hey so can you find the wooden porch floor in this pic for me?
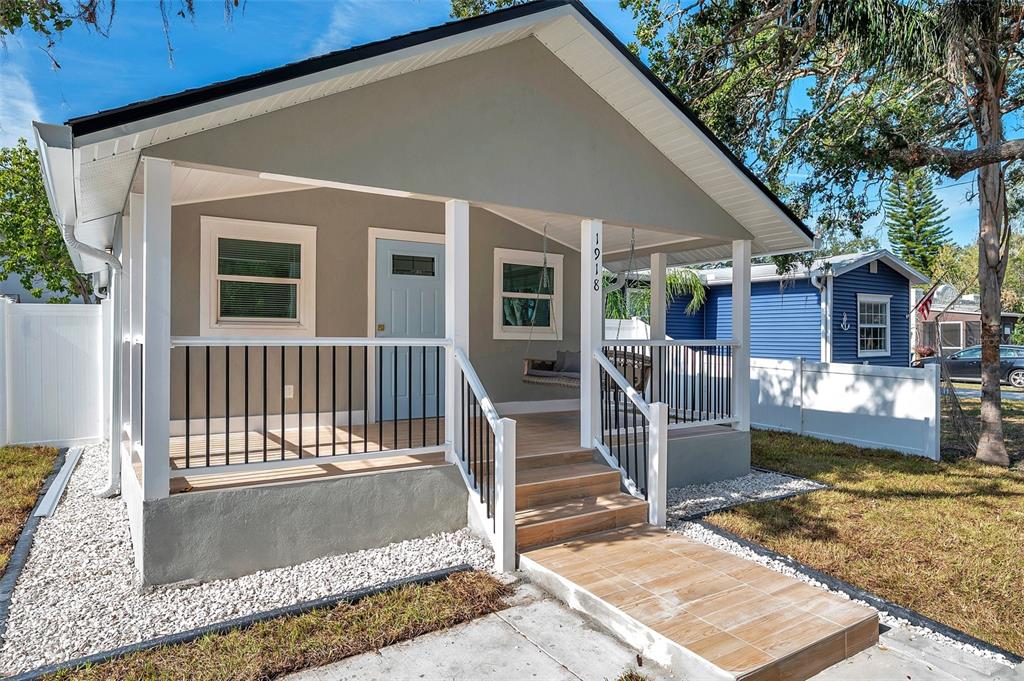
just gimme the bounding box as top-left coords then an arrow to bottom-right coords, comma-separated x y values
522,525 -> 878,681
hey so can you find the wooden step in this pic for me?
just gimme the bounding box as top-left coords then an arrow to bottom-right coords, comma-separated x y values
517,448 -> 593,470
516,462 -> 621,511
515,493 -> 649,551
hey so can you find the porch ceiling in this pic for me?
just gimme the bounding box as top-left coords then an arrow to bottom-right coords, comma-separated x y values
38,0 -> 812,275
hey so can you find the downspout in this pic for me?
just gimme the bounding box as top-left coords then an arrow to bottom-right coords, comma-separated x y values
811,272 -> 830,362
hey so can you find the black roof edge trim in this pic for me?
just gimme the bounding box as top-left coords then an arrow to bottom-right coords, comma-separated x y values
67,0 -> 812,241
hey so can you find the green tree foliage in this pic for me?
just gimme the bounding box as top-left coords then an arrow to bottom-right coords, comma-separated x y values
932,239 -> 1024,314
884,170 -> 951,278
814,232 -> 881,258
0,140 -> 92,303
0,0 -> 238,66
605,269 -> 706,321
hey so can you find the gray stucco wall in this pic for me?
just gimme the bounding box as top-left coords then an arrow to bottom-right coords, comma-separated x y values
141,464 -> 468,585
665,429 -> 751,488
150,37 -> 749,241
169,187 -> 580,414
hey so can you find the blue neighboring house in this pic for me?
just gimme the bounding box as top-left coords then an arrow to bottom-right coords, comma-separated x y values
666,251 -> 929,366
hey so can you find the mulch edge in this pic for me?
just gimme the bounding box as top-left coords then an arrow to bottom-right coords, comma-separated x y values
687,518 -> 1024,665
3,564 -> 474,681
0,448 -> 68,646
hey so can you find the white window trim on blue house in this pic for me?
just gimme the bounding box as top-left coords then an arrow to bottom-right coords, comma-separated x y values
856,293 -> 891,358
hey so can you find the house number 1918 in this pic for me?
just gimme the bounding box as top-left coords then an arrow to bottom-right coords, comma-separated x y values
592,234 -> 602,292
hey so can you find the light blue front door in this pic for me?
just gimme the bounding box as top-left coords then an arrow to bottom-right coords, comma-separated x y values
375,238 -> 445,421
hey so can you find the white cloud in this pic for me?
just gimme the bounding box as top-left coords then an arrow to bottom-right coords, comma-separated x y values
311,0 -> 445,56
0,64 -> 42,147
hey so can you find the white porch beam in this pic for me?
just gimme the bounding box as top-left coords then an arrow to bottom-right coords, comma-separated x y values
142,158 -> 172,500
731,239 -> 752,432
580,219 -> 603,448
445,199 -> 470,462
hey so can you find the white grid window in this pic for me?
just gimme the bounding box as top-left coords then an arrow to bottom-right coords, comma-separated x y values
200,216 -> 317,337
857,294 -> 890,357
493,248 -> 563,340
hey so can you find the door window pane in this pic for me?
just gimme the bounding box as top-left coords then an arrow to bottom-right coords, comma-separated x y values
392,254 -> 435,277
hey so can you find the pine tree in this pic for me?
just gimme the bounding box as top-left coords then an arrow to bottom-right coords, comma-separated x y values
884,170 -> 952,278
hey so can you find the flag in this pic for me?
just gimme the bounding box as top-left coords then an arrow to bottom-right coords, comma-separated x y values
915,283 -> 939,321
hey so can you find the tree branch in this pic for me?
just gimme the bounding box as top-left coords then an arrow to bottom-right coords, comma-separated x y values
891,139 -> 1024,178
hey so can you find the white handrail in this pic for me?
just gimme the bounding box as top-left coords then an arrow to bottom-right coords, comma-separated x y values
453,348 -> 502,432
594,350 -> 652,420
170,336 -> 451,348
601,338 -> 738,347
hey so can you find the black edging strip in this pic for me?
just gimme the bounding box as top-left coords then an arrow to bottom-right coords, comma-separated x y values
0,448 -> 69,646
688,519 -> 1024,665
5,564 -> 473,681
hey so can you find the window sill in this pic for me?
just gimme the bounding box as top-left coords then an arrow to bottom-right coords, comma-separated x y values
494,329 -> 560,342
857,350 -> 891,358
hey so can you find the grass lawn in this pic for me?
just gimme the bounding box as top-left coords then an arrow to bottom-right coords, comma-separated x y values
50,571 -> 509,680
0,446 -> 58,574
707,403 -> 1024,655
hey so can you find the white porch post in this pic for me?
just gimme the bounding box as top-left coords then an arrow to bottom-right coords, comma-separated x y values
128,193 -> 144,457
647,401 -> 668,526
444,199 -> 469,462
580,219 -> 603,448
731,239 -> 752,431
649,252 -> 667,402
494,417 -> 517,571
141,158 -> 172,500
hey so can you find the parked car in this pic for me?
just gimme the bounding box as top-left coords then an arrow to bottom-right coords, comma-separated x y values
912,345 -> 1024,387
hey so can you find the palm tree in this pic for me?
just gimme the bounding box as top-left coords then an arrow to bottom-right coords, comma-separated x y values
605,268 -> 706,322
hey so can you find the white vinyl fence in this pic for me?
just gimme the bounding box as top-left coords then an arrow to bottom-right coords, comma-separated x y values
751,357 -> 942,460
605,317 -> 651,340
0,300 -> 106,447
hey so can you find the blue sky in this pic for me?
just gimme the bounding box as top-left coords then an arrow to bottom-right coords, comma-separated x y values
0,0 -> 980,246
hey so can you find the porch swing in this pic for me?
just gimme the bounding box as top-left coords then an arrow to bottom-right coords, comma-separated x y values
520,225 -> 651,392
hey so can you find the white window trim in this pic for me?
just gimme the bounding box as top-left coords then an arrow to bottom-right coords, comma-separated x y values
856,293 -> 891,358
493,248 -> 563,341
939,320 -> 964,351
199,216 -> 317,337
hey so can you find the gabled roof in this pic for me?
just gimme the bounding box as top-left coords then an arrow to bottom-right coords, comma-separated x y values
36,0 -> 813,274
694,250 -> 929,287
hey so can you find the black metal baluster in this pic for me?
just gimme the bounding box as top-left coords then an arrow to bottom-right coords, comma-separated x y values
205,346 -> 210,467
421,346 -> 426,448
392,346 -> 398,449
280,346 -> 286,460
299,345 -> 304,457
407,345 -> 413,448
435,348 -> 441,445
262,346 -> 267,462
244,346 -> 249,464
225,345 -> 230,466
362,346 -> 368,454
315,345 -> 321,457
377,346 -> 383,451
185,346 -> 191,469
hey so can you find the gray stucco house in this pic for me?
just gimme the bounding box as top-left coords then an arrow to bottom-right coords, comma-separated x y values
34,0 -> 813,588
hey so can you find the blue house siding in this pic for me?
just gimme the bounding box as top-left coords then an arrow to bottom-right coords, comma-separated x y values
830,262 -> 911,366
666,279 -> 821,361
666,293 -> 705,339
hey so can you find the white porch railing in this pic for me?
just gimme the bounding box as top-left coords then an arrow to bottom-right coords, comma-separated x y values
602,339 -> 739,430
165,336 -> 449,476
593,349 -> 668,526
452,348 -> 516,572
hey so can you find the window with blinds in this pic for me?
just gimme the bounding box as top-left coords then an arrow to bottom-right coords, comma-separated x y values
217,238 -> 301,320
857,294 -> 891,357
200,216 -> 317,336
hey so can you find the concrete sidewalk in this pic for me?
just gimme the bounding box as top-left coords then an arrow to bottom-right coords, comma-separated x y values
289,580 -> 1018,681
288,582 -> 677,681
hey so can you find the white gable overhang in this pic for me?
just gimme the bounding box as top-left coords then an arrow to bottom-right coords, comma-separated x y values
35,0 -> 812,274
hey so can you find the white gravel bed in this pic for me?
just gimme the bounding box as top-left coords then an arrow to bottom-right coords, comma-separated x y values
0,442 -> 493,675
666,469 -> 825,520
670,520 -> 1016,667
